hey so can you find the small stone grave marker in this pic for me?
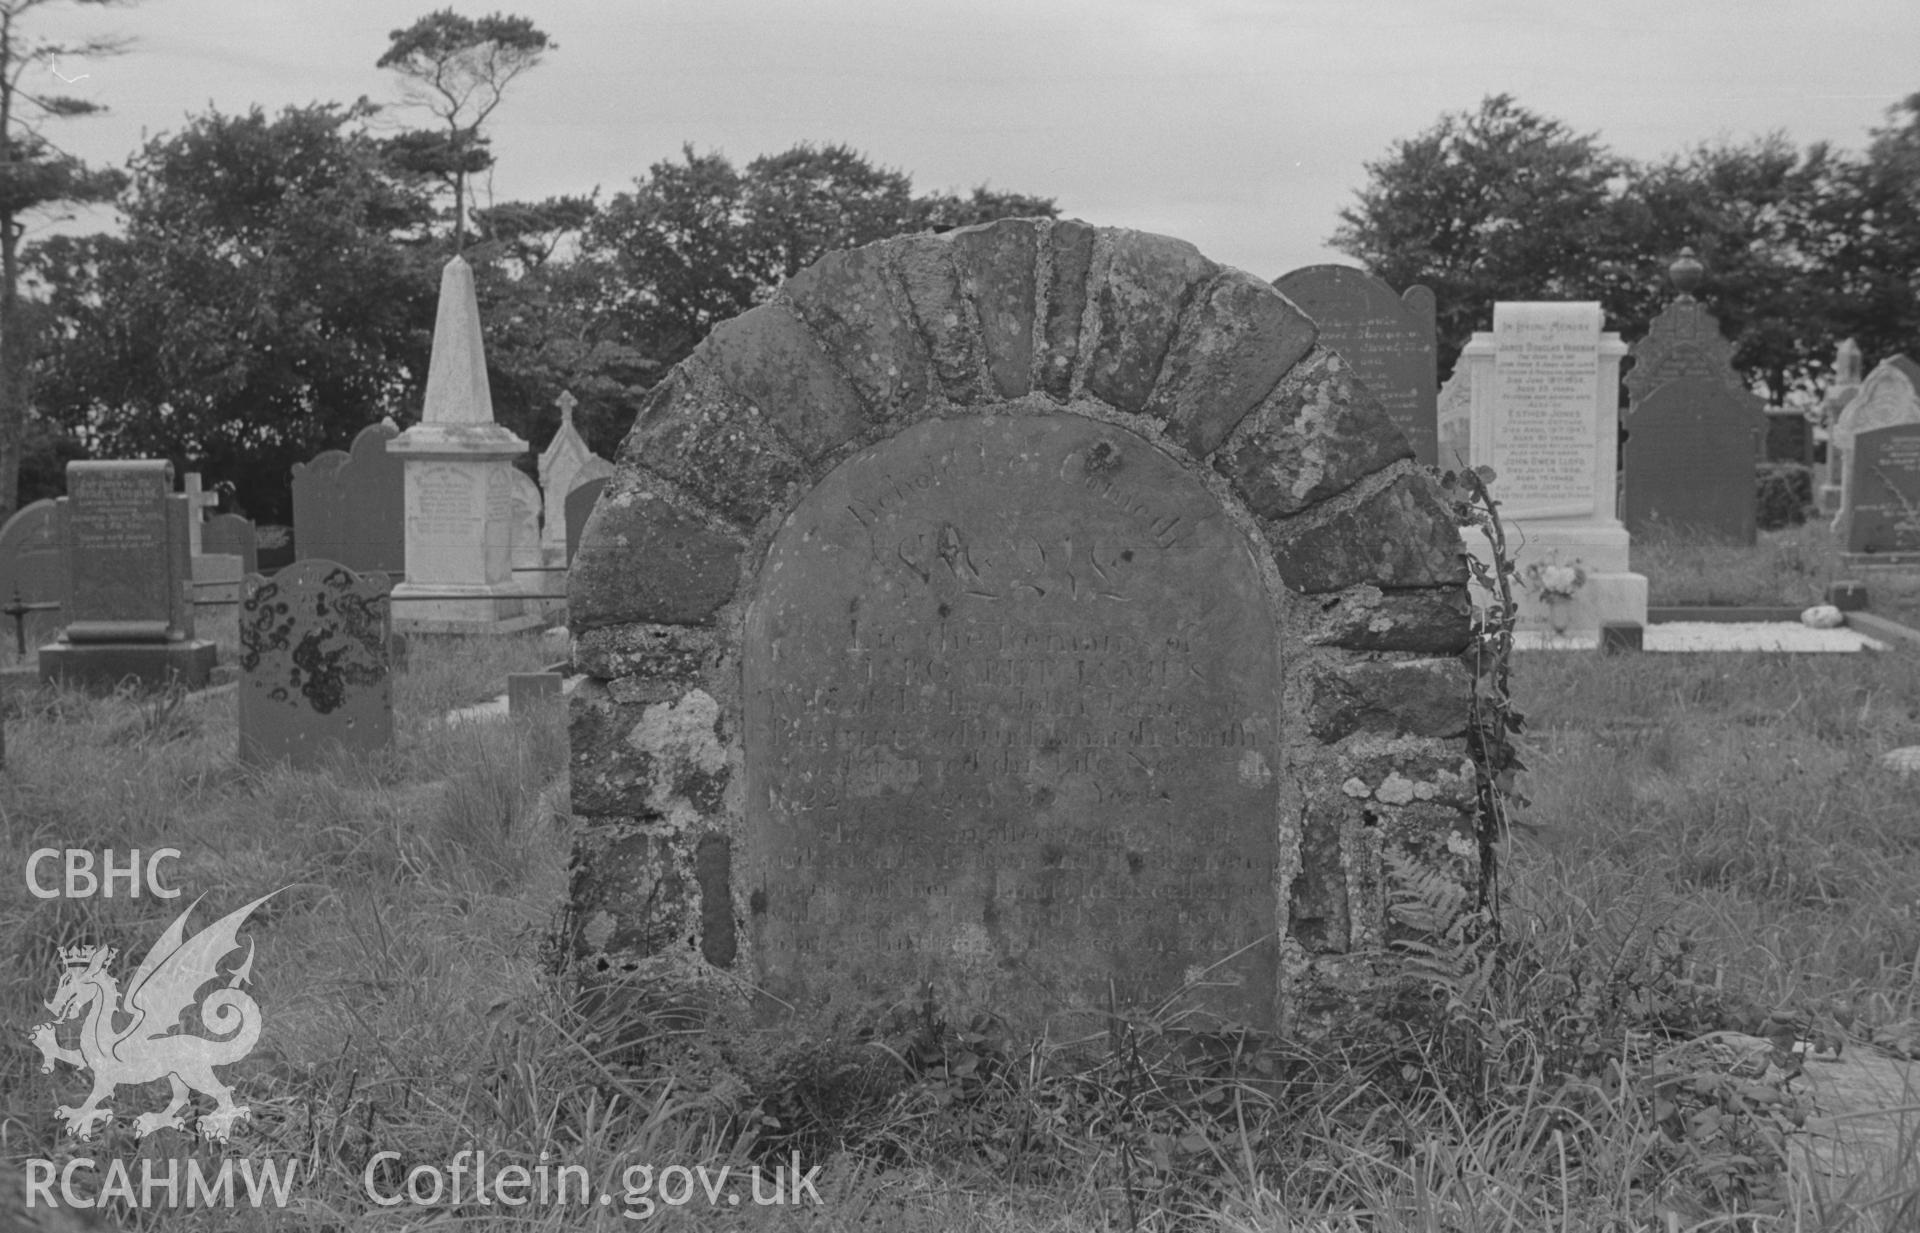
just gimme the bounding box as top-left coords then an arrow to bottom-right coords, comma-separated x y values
203,513 -> 260,575
564,475 -> 609,566
1843,424 -> 1920,555
238,559 -> 394,767
0,499 -> 69,653
1274,265 -> 1437,465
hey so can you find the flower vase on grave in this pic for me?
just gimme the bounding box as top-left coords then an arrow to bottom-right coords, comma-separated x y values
1547,595 -> 1573,635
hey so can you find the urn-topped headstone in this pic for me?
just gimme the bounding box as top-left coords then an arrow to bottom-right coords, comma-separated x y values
1622,249 -> 1764,544
387,257 -> 542,634
567,219 -> 1487,1041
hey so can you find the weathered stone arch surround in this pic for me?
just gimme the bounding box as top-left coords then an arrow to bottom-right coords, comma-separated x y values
567,218 -> 1479,1034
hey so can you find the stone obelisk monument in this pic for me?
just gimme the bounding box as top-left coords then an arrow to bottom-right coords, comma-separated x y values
387,256 -> 543,633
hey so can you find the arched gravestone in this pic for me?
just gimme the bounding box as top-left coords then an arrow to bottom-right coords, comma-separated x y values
0,499 -> 69,650
1273,265 -> 1437,467
568,220 -> 1479,1037
291,421 -> 406,576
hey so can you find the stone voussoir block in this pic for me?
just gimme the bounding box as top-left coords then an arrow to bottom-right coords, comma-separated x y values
571,694 -> 670,818
891,233 -> 992,403
1268,467 -> 1468,595
698,301 -> 869,462
569,477 -> 745,631
573,622 -> 725,689
780,241 -> 936,423
1214,346 -> 1415,520
1302,584 -> 1475,653
621,360 -> 810,530
1151,268 -> 1318,459
944,217 -> 1039,398
1302,656 -> 1474,743
1082,230 -> 1218,414
1036,219 -> 1096,400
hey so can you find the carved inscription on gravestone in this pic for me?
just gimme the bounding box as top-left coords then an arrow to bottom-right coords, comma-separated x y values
1490,303 -> 1603,517
1275,266 -> 1437,466
743,414 -> 1282,1027
411,466 -> 476,540
1846,424 -> 1920,554
66,461 -> 174,633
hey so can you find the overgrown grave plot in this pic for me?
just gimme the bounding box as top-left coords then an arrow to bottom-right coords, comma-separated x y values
1,634 -> 570,1207
1505,644 -> 1920,1197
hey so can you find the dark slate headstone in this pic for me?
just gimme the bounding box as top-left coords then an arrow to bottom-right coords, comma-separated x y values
0,499 -> 69,650
238,559 -> 394,767
1274,265 -> 1437,465
1764,410 -> 1812,466
1623,376 -> 1762,543
59,461 -> 191,642
39,461 -> 216,689
564,476 -> 610,566
291,421 -> 405,576
742,414 -> 1282,1026
203,512 -> 260,574
1844,424 -> 1920,555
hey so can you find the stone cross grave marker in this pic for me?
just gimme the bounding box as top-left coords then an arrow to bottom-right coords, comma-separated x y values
1274,265 -> 1437,465
1843,423 -> 1920,556
238,559 -> 394,767
183,472 -> 220,555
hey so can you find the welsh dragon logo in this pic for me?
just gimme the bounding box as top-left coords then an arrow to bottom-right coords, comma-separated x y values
30,892 -> 275,1142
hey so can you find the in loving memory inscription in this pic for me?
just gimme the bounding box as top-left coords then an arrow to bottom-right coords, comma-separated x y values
69,464 -> 170,622
744,414 -> 1282,1024
1492,303 -> 1602,514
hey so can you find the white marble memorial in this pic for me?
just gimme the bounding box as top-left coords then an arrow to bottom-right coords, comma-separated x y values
387,257 -> 543,634
537,390 -> 614,565
1464,302 -> 1646,636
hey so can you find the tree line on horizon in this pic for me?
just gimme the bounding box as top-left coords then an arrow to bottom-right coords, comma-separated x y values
1,4 -> 1914,525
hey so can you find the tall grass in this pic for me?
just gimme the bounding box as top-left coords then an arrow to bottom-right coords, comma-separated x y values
6,584 -> 1920,1228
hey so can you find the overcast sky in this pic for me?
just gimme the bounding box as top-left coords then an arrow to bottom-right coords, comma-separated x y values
25,0 -> 1920,281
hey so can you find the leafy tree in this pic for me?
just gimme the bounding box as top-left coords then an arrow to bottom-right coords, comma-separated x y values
30,101 -> 439,522
585,142 -> 1059,375
1820,93 -> 1920,370
0,0 -> 128,516
1331,95 -> 1627,375
1604,136 -> 1846,404
376,9 -> 552,249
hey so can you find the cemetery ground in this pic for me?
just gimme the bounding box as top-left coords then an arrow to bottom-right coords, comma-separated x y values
5,529 -> 1920,1231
